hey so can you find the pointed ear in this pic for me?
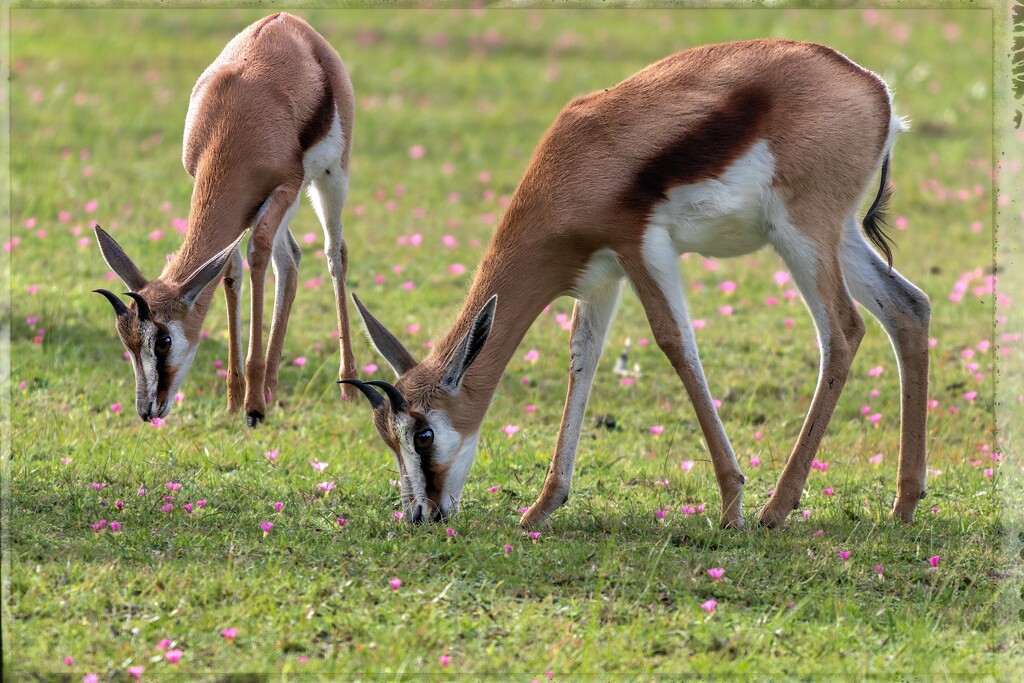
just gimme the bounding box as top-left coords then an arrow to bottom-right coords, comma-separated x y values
179,231 -> 247,307
439,295 -> 496,394
94,225 -> 149,292
352,293 -> 418,377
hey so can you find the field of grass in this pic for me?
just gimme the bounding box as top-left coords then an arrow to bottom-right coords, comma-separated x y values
4,6 -> 1019,680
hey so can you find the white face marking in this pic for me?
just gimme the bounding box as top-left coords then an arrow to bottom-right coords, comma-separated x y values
128,319 -> 197,420
427,411 -> 479,516
648,140 -> 776,259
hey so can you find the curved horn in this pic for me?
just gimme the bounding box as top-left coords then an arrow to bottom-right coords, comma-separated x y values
93,289 -> 128,317
338,379 -> 384,410
365,380 -> 408,413
124,292 -> 152,321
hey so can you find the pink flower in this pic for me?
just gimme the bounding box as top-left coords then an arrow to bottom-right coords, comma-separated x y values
164,649 -> 183,664
160,503 -> 173,513
317,482 -> 335,494
409,145 -> 425,159
504,544 -> 513,555
128,665 -> 144,679
260,521 -> 274,534
293,356 -> 307,367
221,628 -> 238,641
750,456 -> 761,468
707,567 -> 725,581
868,365 -> 884,377
446,528 -> 456,538
110,522 -> 121,532
701,599 -> 717,614
963,391 -> 978,402
649,425 -> 664,436
720,280 -> 737,294
64,657 -> 74,666
337,518 -> 347,527
503,424 -> 520,437
389,578 -> 402,591
928,555 -> 940,568
91,482 -> 105,491
311,460 -> 329,473
156,638 -> 172,651
439,655 -> 451,667
718,305 -> 733,316
110,403 -> 121,414
392,511 -> 405,521
680,460 -> 695,473
182,503 -> 193,514
523,349 -> 540,362
196,500 -> 206,508
273,502 -> 284,513
837,550 -> 851,562
402,281 -> 415,292
654,508 -> 667,521
448,263 -> 466,275
265,450 -> 279,462
874,565 -> 884,576
84,675 -> 98,683
150,417 -> 165,428
812,529 -> 824,538
822,487 -> 835,496
773,271 -> 790,286
869,453 -> 884,464
166,481 -> 182,492
529,532 -> 541,542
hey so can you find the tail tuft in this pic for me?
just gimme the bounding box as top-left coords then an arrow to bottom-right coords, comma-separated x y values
863,154 -> 896,270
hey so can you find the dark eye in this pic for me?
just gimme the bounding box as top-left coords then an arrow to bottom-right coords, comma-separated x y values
154,336 -> 172,355
413,429 -> 434,453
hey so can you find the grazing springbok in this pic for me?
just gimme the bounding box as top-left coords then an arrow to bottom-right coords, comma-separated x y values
94,13 -> 358,426
343,39 -> 931,529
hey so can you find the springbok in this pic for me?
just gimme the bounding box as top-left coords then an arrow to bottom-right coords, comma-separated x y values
343,39 -> 931,529
94,13 -> 358,427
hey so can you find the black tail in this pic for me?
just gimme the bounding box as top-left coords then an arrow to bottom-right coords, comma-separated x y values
862,154 -> 896,270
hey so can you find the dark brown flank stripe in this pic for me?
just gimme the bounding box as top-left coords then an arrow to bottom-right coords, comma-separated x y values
299,77 -> 336,151
620,85 -> 773,216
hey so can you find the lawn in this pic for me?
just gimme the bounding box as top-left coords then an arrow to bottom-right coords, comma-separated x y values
3,5 -> 1020,680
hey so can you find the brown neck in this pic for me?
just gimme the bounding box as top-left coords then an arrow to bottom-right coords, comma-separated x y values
426,199 -> 585,432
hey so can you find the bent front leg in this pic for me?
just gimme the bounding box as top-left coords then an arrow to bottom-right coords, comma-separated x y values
520,279 -> 622,528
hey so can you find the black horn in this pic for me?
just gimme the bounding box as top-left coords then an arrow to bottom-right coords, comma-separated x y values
124,292 -> 152,321
365,380 -> 408,413
338,379 -> 385,410
93,289 -> 128,317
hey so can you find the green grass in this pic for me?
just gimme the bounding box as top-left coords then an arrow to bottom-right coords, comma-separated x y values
4,6 -> 1017,680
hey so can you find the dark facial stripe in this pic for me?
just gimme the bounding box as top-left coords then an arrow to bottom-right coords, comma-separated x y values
620,85 -> 773,215
299,78 -> 336,151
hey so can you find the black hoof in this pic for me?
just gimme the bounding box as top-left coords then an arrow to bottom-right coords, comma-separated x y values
246,411 -> 265,428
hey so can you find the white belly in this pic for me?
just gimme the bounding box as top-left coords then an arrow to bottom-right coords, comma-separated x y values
647,140 -> 777,259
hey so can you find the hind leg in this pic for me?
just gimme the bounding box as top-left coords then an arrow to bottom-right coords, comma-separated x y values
222,244 -> 245,412
263,223 -> 303,407
840,215 -> 931,522
758,218 -> 866,528
308,165 -> 357,399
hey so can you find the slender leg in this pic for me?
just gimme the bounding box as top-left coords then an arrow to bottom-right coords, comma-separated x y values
623,229 -> 746,529
222,245 -> 245,412
520,278 -> 623,528
263,223 -> 302,407
244,185 -> 300,427
308,166 -> 357,399
758,225 -> 865,527
839,216 -> 931,522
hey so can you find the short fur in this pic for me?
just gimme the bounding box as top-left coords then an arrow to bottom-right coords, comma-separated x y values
352,39 -> 930,529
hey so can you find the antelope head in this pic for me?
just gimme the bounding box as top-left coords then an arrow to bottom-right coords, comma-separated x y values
93,226 -> 244,422
344,293 -> 496,523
